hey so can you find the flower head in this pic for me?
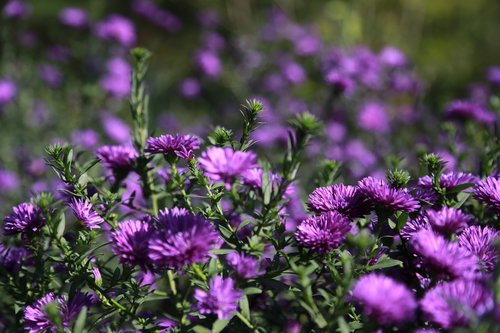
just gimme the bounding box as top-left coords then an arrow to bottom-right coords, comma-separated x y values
95,15 -> 136,47
420,280 -> 494,329
100,57 -> 131,98
58,7 -> 88,28
226,252 -> 264,279
445,100 -> 495,124
350,273 -> 417,325
458,226 -> 498,272
296,211 -> 352,253
96,145 -> 137,175
148,208 -> 221,269
307,184 -> 370,218
0,244 -> 31,271
198,147 -> 257,189
0,79 -> 17,106
400,215 -> 431,241
473,176 -> 500,213
111,219 -> 153,269
194,276 -> 243,319
358,101 -> 390,134
426,207 -> 469,234
241,168 -> 295,198
4,202 -> 45,236
68,198 -> 104,229
418,172 -> 477,191
357,177 -> 420,212
410,230 -> 478,279
145,134 -> 200,159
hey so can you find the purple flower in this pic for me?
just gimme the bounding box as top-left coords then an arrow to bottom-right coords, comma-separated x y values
325,70 -> 355,95
198,147 -> 258,189
379,46 -> 407,68
100,57 -> 131,98
241,168 -> 295,198
307,184 -> 370,219
3,0 -> 31,19
39,64 -> 63,88
148,208 -> 221,270
486,66 -> 500,85
358,101 -> 390,134
68,198 -> 104,229
473,176 -> 500,213
426,207 -> 469,234
458,226 -> 498,272
59,7 -> 88,28
420,280 -> 494,329
357,177 -> 420,212
157,318 -> 177,332
350,273 -> 417,325
95,15 -> 136,47
4,202 -> 45,236
296,211 -> 352,253
0,168 -> 19,191
445,100 -> 495,125
111,219 -> 153,269
145,134 -> 200,159
400,215 -> 431,241
71,129 -> 99,150
226,252 -> 264,279
196,50 -> 222,78
132,0 -> 182,32
418,172 -> 477,191
194,276 -> 243,320
0,79 -> 17,106
0,244 -> 31,271
410,230 -> 478,279
96,145 -> 137,175
101,112 -> 131,144
179,77 -> 201,99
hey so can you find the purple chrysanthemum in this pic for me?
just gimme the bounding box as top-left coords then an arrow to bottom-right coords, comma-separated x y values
307,184 -> 370,218
241,168 -> 295,198
111,219 -> 153,269
226,252 -> 264,279
0,244 -> 31,271
444,100 -> 495,124
194,276 -> 243,320
68,198 -> 104,229
400,215 -> 431,241
418,172 -> 477,192
296,211 -> 352,253
145,134 -> 200,159
458,226 -> 498,272
96,145 -> 137,175
350,273 -> 417,325
94,15 -> 136,47
148,208 -> 221,270
100,57 -> 131,98
420,280 -> 494,329
58,7 -> 88,28
24,292 -> 91,333
4,202 -> 45,236
426,207 -> 469,234
473,176 -> 500,213
198,147 -> 258,189
357,177 -> 420,212
410,230 -> 478,279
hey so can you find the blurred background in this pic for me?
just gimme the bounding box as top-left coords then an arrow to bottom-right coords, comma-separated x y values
0,0 -> 499,208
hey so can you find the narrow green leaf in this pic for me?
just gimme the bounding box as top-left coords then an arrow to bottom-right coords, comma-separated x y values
73,306 -> 87,333
212,319 -> 230,333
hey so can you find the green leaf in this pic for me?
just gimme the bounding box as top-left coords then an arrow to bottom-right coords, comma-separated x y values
209,249 -> 235,255
56,212 -> 66,237
212,319 -> 230,333
240,295 -> 250,320
73,306 -> 87,333
244,287 -> 262,295
337,317 -> 350,333
454,192 -> 471,209
367,256 -> 403,271
396,212 -> 408,231
192,325 -> 211,333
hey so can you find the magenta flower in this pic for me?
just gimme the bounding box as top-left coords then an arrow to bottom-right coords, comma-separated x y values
410,230 -> 478,279
307,184 -> 370,218
145,134 -> 200,159
418,172 -> 477,191
68,198 -> 104,229
0,79 -> 17,106
58,7 -> 88,28
445,100 -> 495,125
95,15 -> 136,47
226,252 -> 264,279
0,244 -> 31,272
350,273 -> 417,325
198,147 -> 257,189
4,202 -> 45,236
458,226 -> 498,272
357,177 -> 420,212
196,50 -> 222,78
148,208 -> 221,270
425,207 -> 469,234
296,211 -> 352,253
96,145 -> 137,175
100,57 -> 131,98
194,276 -> 243,319
111,219 -> 153,269
420,280 -> 494,329
357,101 -> 390,134
473,176 -> 500,213
400,215 -> 431,241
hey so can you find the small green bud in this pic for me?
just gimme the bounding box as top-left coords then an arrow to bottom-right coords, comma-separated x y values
386,168 -> 411,188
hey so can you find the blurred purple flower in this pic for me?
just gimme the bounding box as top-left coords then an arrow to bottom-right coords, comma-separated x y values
59,7 -> 88,28
194,276 -> 243,320
282,61 -> 306,85
132,0 -> 182,32
198,147 -> 257,189
145,134 -> 200,159
179,78 -> 201,99
357,176 -> 420,212
426,207 -> 469,234
458,225 -> 498,272
39,64 -> 63,88
71,129 -> 99,150
0,168 -> 19,191
4,202 -> 45,237
68,198 -> 104,229
0,79 -> 17,106
486,66 -> 500,85
0,244 -> 31,271
307,184 -> 370,219
350,273 -> 417,325
358,101 -> 390,133
445,100 -> 495,125
196,50 -> 222,78
100,57 -> 131,98
379,46 -> 407,68
410,230 -> 478,279
296,211 -> 351,253
420,280 -> 494,329
95,14 -> 136,47
149,208 -> 221,270
46,45 -> 71,63
473,176 -> 500,213
325,70 -> 355,95
111,219 -> 153,269
3,0 -> 31,19
101,112 -> 131,144
96,145 -> 137,175
226,252 -> 264,279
